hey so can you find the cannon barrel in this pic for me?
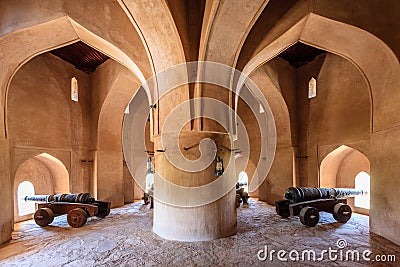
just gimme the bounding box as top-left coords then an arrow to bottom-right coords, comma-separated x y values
236,181 -> 247,187
24,195 -> 49,202
284,187 -> 367,203
25,193 -> 95,204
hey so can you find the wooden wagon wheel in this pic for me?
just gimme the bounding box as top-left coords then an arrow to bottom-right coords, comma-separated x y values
333,203 -> 352,223
34,208 -> 54,227
67,208 -> 88,228
299,206 -> 320,227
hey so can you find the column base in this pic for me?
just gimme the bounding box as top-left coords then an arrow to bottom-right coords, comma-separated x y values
153,189 -> 237,242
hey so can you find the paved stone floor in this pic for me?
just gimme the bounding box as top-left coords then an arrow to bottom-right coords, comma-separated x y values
0,199 -> 399,266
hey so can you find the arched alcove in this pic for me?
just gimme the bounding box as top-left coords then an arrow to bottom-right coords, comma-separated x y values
34,153 -> 70,193
234,153 -> 259,198
0,16 -> 150,232
242,13 -> 400,132
320,145 -> 370,215
13,153 -> 69,223
122,88 -> 153,204
1,16 -> 149,140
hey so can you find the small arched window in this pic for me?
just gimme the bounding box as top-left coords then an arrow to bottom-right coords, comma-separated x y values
17,181 -> 36,216
308,77 -> 317,99
71,77 -> 79,102
354,171 -> 370,209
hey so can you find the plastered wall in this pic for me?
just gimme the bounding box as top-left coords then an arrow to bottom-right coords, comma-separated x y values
295,53 -> 370,187
8,53 -> 91,195
6,52 -> 141,229
1,0 -> 400,246
89,60 -> 141,207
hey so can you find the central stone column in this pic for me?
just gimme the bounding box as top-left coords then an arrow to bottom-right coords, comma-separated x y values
152,131 -> 237,241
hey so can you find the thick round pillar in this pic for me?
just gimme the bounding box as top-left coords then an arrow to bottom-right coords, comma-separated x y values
152,131 -> 237,241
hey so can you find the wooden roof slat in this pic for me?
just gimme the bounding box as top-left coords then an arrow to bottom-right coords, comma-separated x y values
50,41 -> 109,74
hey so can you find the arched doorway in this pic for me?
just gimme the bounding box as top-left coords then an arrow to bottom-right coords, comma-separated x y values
13,153 -> 69,222
238,171 -> 249,193
320,145 -> 370,215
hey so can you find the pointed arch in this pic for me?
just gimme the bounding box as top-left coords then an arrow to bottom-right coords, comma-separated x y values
94,74 -> 142,204
34,153 -> 70,193
118,0 -> 187,102
320,145 -> 370,188
242,13 -> 400,132
13,153 -> 69,222
0,16 -> 150,138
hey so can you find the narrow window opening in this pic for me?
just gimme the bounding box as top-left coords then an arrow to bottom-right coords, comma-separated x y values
259,103 -> 265,113
354,171 -> 370,209
71,77 -> 79,102
238,171 -> 249,192
308,77 -> 317,98
17,181 -> 35,216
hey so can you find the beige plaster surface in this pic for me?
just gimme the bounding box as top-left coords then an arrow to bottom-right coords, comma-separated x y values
152,132 -> 236,241
370,126 -> 400,246
320,146 -> 354,188
261,58 -> 298,145
336,150 -> 370,216
248,66 -> 292,148
11,148 -> 72,193
0,137 -> 12,245
123,162 -> 135,204
236,87 -> 261,195
7,54 -> 88,150
122,88 -> 151,193
258,147 -> 294,204
198,0 -> 268,130
1,0 -> 400,248
1,200 -> 399,266
243,13 -> 400,132
119,0 -> 188,115
295,53 -> 370,187
7,53 -> 87,177
319,146 -> 370,215
201,0 -> 268,66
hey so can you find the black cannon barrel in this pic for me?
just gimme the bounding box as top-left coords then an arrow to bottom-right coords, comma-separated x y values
24,195 -> 49,202
284,187 -> 367,203
25,193 -> 95,203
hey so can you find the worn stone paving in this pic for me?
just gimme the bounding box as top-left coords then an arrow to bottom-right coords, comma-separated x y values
0,199 -> 399,266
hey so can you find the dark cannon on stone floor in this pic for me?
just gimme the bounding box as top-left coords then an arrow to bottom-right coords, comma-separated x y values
275,187 -> 367,227
25,193 -> 111,228
142,189 -> 154,209
236,182 -> 249,208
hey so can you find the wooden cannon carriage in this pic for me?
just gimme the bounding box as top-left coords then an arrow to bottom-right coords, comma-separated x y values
275,187 -> 367,227
25,193 -> 111,228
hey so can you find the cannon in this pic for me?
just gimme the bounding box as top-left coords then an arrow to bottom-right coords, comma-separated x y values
236,182 -> 249,208
275,187 -> 367,227
25,193 -> 111,228
142,189 -> 154,209
142,157 -> 154,209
